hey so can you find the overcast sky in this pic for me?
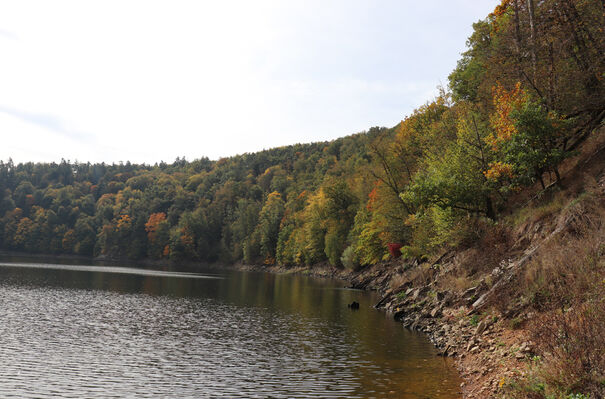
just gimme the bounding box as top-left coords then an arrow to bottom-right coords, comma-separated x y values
0,1 -> 499,164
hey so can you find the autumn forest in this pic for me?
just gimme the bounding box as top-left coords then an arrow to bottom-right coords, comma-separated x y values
1,0 -> 603,272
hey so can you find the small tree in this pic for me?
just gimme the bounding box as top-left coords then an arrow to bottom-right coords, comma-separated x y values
488,83 -> 572,189
403,104 -> 498,219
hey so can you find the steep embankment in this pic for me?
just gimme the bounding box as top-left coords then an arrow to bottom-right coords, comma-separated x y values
263,128 -> 605,399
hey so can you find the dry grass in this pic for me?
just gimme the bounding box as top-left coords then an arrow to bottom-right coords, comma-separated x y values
433,221 -> 512,295
509,191 -> 568,228
502,186 -> 605,398
503,298 -> 605,399
522,231 -> 603,311
532,300 -> 605,398
496,185 -> 604,308
407,263 -> 436,287
388,272 -> 407,291
437,273 -> 474,292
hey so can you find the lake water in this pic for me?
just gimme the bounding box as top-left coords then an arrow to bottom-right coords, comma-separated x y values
0,257 -> 461,398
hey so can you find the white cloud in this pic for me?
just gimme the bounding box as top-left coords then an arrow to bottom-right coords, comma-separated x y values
0,0 -> 499,164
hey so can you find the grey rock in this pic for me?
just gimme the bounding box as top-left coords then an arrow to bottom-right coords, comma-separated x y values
430,307 -> 442,318
475,320 -> 488,335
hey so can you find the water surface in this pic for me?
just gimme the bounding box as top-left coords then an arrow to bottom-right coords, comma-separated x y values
0,256 -> 461,398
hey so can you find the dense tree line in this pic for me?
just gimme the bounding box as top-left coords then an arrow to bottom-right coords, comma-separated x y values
1,0 -> 603,268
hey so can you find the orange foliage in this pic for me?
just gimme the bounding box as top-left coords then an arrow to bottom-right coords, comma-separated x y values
488,82 -> 527,150
484,161 -> 514,181
145,212 -> 167,242
266,191 -> 282,202
492,0 -> 513,17
366,181 -> 381,211
404,213 -> 417,226
180,228 -> 194,248
116,214 -> 131,231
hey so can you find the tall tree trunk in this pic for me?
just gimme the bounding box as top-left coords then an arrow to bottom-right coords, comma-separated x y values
556,0 -> 602,100
548,41 -> 555,109
513,0 -> 524,81
485,196 -> 496,220
526,0 -> 537,84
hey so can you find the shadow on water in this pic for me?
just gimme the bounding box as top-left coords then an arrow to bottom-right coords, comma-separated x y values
0,254 -> 461,398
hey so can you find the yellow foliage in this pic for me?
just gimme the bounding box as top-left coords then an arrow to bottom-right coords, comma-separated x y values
492,0 -> 513,17
116,214 -> 131,231
14,217 -> 34,247
266,191 -> 282,202
488,82 -> 527,150
62,229 -> 76,252
484,161 -> 514,181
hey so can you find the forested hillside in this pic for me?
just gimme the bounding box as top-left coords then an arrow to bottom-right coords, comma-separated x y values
1,0 -> 603,273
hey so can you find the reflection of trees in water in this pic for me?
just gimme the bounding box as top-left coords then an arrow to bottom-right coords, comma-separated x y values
0,261 -> 461,398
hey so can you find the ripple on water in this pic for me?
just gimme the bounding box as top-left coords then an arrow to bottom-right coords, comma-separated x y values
0,264 -> 461,399
0,285 -> 353,398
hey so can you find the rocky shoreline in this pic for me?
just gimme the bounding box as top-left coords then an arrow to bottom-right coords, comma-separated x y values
0,251 -> 530,398
242,260 -> 533,399
0,246 -> 587,398
301,132 -> 605,399
377,282 -> 532,398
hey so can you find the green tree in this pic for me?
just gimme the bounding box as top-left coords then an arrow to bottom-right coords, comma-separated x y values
256,192 -> 285,264
404,105 -> 498,219
487,83 -> 572,189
